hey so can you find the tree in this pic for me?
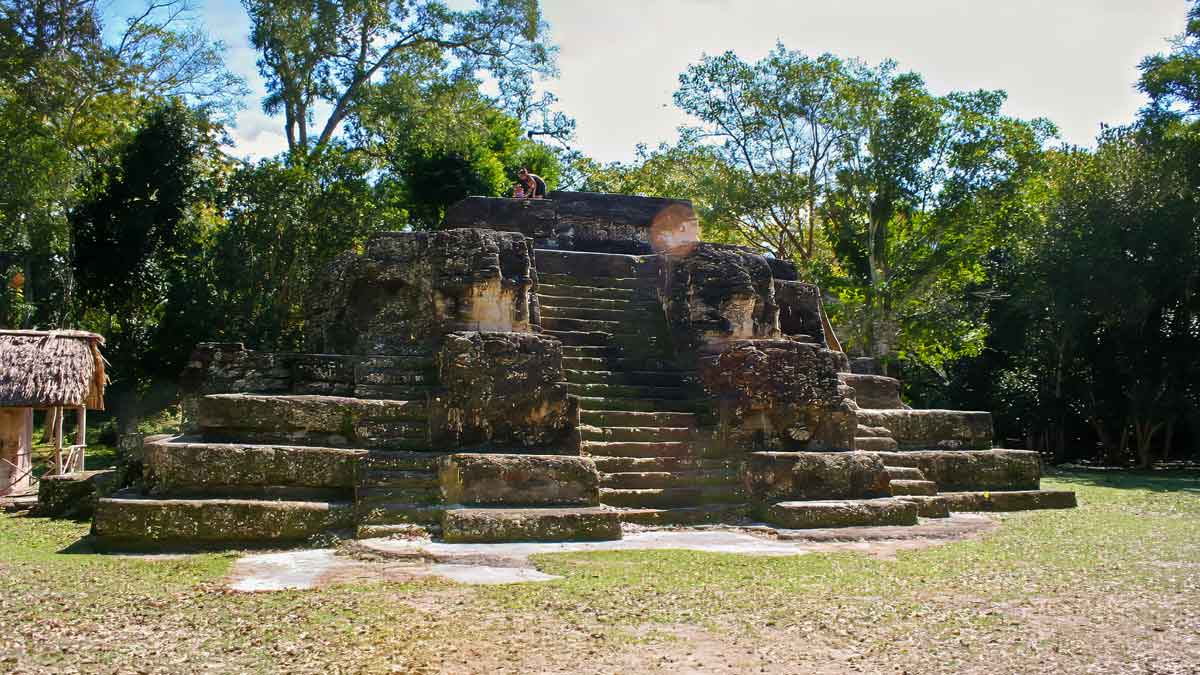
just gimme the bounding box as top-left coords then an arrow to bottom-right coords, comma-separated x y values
0,0 -> 245,327
245,0 -> 555,160
672,46 -> 864,262
355,71 -> 561,228
71,99 -> 227,427
821,72 -> 1054,373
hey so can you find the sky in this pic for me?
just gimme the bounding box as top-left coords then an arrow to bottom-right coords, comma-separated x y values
184,0 -> 1190,163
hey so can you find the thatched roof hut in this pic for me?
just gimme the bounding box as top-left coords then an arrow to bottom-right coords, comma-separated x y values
0,330 -> 107,410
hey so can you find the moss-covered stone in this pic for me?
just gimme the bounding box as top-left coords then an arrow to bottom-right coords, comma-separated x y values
143,438 -> 364,491
698,339 -> 855,452
939,490 -> 1077,512
856,409 -> 993,450
744,451 -> 891,503
36,470 -> 118,519
440,507 -> 622,542
431,331 -> 570,449
871,449 -> 1040,491
439,453 -> 599,506
198,394 -> 427,448
838,373 -> 905,409
765,498 -> 918,529
92,497 -> 355,543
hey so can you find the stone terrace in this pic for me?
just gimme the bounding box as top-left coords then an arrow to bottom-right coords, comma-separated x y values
91,192 -> 1075,548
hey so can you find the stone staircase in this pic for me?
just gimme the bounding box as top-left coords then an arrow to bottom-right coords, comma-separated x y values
94,354 -> 446,545
535,250 -> 747,524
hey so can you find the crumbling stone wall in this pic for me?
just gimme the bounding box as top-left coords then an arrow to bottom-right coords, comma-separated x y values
660,243 -> 781,355
698,339 -> 855,451
306,229 -> 538,355
431,331 -> 572,450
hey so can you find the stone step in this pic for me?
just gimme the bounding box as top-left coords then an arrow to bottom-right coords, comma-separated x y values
535,295 -> 644,311
838,373 -> 905,409
360,469 -> 439,490
590,456 -> 734,473
939,490 -> 1077,512
538,284 -> 639,301
440,507 -> 622,543
355,523 -> 435,539
583,440 -> 692,458
895,495 -> 950,518
574,396 -> 699,413
353,384 -> 432,401
567,383 -> 690,400
855,409 -> 993,450
92,496 -> 355,545
857,425 -> 894,437
580,410 -> 697,428
198,394 -> 430,450
533,249 -> 656,278
615,503 -> 751,526
855,436 -> 899,452
358,484 -> 441,505
889,479 -> 938,496
764,498 -> 919,529
540,273 -> 651,290
540,317 -> 625,333
542,329 -> 668,348
357,502 -> 446,526
362,450 -> 449,472
600,469 -> 736,489
565,370 -> 688,387
563,356 -> 681,372
352,365 -> 434,381
600,486 -> 744,508
540,305 -> 656,321
142,438 -> 365,491
580,425 -> 694,442
885,466 -> 927,481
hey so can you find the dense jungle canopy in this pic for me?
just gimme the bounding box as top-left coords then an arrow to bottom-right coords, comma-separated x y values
0,0 -> 1196,466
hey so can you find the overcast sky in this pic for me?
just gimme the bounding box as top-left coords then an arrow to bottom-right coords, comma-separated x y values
194,0 -> 1189,162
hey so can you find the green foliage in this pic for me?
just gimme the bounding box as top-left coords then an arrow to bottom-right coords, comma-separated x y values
212,147 -> 400,349
70,100 -> 227,426
245,0 -> 555,159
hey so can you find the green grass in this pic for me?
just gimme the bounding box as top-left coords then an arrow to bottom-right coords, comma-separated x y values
1,470 -> 1198,674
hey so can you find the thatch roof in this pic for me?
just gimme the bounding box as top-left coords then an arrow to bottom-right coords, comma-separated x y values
0,330 -> 107,409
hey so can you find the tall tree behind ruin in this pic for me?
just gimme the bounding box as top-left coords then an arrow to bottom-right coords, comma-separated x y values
244,0 -> 558,162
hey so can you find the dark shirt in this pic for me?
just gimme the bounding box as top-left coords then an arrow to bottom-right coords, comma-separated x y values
523,173 -> 547,197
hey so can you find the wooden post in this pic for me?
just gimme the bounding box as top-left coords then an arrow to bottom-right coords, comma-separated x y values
53,406 -> 64,475
76,406 -> 86,472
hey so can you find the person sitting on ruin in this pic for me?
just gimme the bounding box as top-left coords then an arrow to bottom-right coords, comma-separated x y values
512,182 -> 527,199
517,167 -> 547,199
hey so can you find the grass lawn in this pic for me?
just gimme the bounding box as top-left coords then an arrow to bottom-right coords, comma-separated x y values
1,470 -> 1197,674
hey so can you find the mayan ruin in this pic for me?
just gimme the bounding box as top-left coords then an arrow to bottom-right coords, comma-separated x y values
84,191 -> 1075,548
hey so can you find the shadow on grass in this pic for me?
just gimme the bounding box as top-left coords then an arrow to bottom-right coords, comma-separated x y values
1047,467 -> 1200,494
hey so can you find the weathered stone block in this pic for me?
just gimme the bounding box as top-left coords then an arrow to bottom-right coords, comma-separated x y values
699,339 -> 855,451
198,394 -> 427,449
855,409 -> 993,450
306,229 -> 537,355
661,243 -> 780,353
743,451 -> 891,502
871,449 -> 1040,491
36,470 -> 118,519
439,453 -> 599,506
441,507 -> 622,542
92,497 -> 354,543
774,280 -> 826,345
938,490 -> 1077,512
838,373 -> 905,409
143,438 -> 365,491
431,331 -> 570,449
765,498 -> 918,529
